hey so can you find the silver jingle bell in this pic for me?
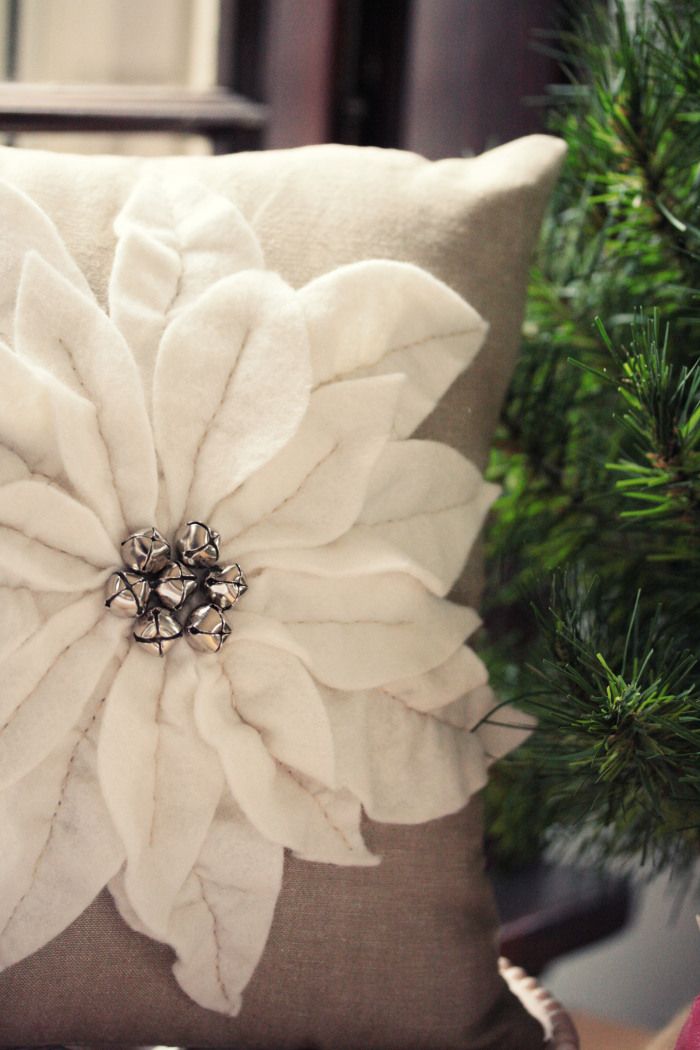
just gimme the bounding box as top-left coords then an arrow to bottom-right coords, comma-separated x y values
133,607 -> 183,657
104,570 -> 151,618
185,603 -> 232,653
203,562 -> 248,610
175,520 -> 220,568
154,560 -> 198,610
121,526 -> 171,574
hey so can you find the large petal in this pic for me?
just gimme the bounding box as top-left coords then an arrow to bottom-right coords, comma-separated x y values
0,342 -> 129,541
111,793 -> 284,1017
169,797 -> 283,1017
0,588 -> 41,663
0,594 -> 125,789
0,529 -> 108,594
195,663 -> 376,866
379,644 -> 489,713
241,568 -> 480,689
109,176 -> 264,402
153,271 -> 311,530
0,341 -> 63,480
98,644 -> 223,938
0,691 -> 124,969
0,447 -> 30,486
221,640 -> 335,786
298,260 -> 488,435
0,180 -> 90,342
0,341 -> 126,540
246,441 -> 499,597
213,375 -> 403,557
321,684 -> 490,824
356,440 -> 499,594
14,253 -> 158,531
0,479 -> 118,570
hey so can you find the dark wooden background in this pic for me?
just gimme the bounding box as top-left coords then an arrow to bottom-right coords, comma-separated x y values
0,0 -> 561,156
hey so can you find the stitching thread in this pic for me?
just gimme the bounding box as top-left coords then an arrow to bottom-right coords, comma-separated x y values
182,328 -> 250,516
58,337 -> 126,530
195,871 -> 235,1010
0,696 -> 105,940
0,612 -> 99,737
218,441 -> 340,544
315,325 -> 481,390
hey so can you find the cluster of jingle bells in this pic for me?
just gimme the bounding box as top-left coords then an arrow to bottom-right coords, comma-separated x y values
104,522 -> 247,657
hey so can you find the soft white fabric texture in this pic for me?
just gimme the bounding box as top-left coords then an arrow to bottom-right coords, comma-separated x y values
0,174 -> 530,1017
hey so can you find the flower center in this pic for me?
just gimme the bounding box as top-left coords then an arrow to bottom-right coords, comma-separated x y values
104,521 -> 247,657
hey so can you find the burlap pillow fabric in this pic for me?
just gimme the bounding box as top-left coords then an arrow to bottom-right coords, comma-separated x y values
0,135 -> 564,1049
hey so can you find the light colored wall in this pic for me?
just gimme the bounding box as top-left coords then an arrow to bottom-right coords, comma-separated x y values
8,0 -> 219,154
545,864 -> 700,1031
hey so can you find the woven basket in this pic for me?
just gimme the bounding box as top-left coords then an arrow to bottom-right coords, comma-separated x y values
499,957 -> 580,1049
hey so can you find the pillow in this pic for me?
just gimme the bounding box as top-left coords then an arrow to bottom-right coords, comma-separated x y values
0,135 -> 565,1050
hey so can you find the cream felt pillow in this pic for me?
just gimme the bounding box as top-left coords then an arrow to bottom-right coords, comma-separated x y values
0,136 -> 564,1050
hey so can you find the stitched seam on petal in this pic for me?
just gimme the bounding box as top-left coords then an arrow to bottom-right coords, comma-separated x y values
194,871 -> 235,1011
0,697 -> 103,940
161,192 -> 185,323
147,675 -> 168,849
361,499 -> 469,528
222,441 -> 340,543
285,617 -> 412,626
284,765 -> 357,852
315,325 -> 481,390
183,328 -> 250,516
0,523 -> 104,570
0,613 -> 97,736
58,338 -> 127,528
379,687 -> 467,729
223,669 -> 349,849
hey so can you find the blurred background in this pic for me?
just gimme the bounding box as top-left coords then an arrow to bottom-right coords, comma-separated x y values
0,0 -> 558,157
0,1 -> 698,1042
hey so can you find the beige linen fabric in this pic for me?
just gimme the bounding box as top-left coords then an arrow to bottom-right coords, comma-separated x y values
0,807 -> 544,1049
0,136 -> 564,1048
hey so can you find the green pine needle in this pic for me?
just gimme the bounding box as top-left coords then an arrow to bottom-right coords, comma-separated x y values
486,575 -> 700,875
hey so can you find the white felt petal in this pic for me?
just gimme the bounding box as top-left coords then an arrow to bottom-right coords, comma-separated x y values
0,341 -> 62,480
0,595 -> 125,790
298,260 -> 488,435
221,641 -> 335,786
154,271 -> 311,529
110,176 -> 264,402
358,440 -> 500,594
0,179 -> 90,341
455,683 -> 535,763
214,376 -> 402,556
14,253 -> 158,531
0,340 -> 125,538
381,644 -> 489,713
168,794 -> 283,1017
0,588 -> 40,663
108,793 -> 283,1019
0,528 -> 107,593
0,480 -> 118,568
242,569 -> 480,690
98,645 -> 223,938
321,685 -> 490,824
0,693 -> 124,969
0,447 -> 31,485
108,868 -> 154,939
195,664 -> 376,866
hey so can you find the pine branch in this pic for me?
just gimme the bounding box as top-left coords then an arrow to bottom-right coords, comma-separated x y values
488,573 -> 700,876
598,311 -> 700,546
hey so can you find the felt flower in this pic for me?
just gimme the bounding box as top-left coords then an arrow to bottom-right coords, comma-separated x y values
0,176 -> 529,1015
